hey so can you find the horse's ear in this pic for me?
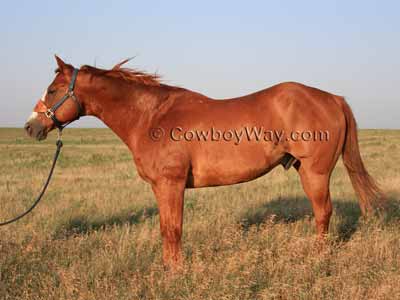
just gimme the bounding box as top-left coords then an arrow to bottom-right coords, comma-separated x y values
54,55 -> 67,70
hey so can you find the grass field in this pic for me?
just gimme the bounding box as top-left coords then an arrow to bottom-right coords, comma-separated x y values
0,128 -> 399,300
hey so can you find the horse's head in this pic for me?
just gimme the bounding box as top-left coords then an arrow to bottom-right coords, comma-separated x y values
25,56 -> 83,140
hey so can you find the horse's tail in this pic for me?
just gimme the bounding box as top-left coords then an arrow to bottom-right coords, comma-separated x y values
338,97 -> 385,214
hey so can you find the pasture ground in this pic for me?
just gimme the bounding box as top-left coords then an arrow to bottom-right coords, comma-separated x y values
0,128 -> 399,300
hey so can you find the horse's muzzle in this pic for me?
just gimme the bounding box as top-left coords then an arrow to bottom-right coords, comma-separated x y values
24,119 -> 47,141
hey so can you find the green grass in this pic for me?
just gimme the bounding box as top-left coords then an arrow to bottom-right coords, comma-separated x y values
0,128 -> 399,300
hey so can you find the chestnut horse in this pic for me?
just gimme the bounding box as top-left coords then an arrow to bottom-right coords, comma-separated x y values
25,56 -> 383,268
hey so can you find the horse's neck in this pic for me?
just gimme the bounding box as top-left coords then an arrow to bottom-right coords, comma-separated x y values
84,82 -> 165,146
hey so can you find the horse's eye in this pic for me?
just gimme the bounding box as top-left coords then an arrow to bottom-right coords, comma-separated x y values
47,89 -> 56,95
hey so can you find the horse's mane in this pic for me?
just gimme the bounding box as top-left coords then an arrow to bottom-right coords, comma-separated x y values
80,58 -> 161,86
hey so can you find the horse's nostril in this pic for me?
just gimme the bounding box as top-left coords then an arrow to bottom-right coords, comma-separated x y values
24,123 -> 32,134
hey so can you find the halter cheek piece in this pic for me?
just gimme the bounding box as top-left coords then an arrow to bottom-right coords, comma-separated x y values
35,68 -> 83,130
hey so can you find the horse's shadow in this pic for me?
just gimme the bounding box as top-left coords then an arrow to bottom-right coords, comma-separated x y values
53,206 -> 159,239
240,195 -> 400,241
54,194 -> 400,242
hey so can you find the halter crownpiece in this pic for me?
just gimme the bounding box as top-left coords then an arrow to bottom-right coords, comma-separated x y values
34,68 -> 83,130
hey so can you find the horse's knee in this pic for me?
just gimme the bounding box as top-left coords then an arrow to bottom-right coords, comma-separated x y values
160,225 -> 182,243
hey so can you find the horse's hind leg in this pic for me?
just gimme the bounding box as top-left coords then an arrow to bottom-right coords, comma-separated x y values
296,161 -> 333,236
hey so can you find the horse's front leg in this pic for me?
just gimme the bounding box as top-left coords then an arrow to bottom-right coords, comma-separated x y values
152,177 -> 186,269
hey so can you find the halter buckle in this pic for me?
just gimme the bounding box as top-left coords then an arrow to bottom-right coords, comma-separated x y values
45,110 -> 54,119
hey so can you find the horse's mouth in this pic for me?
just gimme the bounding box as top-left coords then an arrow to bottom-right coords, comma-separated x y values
36,129 -> 48,141
24,120 -> 48,141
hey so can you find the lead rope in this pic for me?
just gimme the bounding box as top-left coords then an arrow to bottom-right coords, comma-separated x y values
0,129 -> 63,226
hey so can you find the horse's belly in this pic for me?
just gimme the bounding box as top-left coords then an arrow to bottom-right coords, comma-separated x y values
188,146 -> 281,188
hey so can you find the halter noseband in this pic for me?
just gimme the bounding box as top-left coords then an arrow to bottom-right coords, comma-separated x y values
35,68 -> 83,130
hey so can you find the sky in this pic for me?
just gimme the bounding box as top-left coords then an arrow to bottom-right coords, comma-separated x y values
0,0 -> 399,129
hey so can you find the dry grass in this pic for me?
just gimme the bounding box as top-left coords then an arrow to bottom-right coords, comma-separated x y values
0,128 -> 399,300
